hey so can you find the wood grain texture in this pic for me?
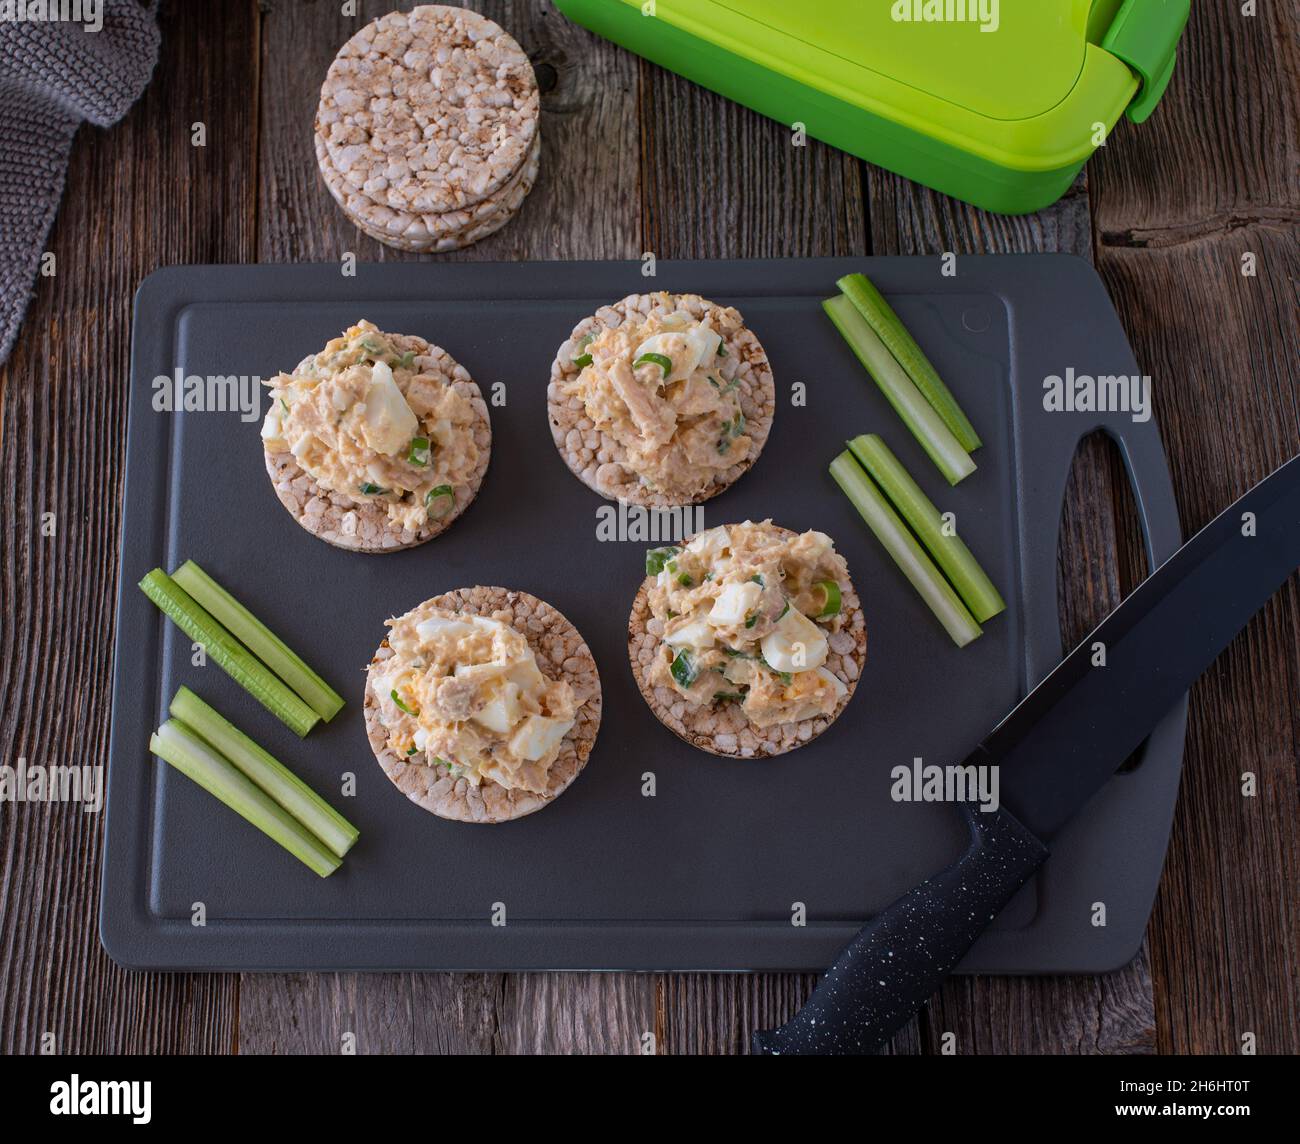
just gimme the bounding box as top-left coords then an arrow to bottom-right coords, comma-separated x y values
1094,238 -> 1300,1056
0,0 -> 259,1053
1087,0 -> 1300,1056
0,0 -> 1295,1057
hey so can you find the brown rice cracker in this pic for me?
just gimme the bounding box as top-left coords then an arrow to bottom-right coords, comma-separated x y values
364,587 -> 602,823
547,293 -> 776,507
315,131 -> 539,253
316,5 -> 539,217
263,335 -> 491,553
626,526 -> 867,759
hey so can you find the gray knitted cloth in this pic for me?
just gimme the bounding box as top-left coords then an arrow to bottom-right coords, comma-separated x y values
0,0 -> 159,366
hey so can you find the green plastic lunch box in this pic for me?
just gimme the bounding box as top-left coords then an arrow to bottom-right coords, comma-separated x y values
554,0 -> 1191,215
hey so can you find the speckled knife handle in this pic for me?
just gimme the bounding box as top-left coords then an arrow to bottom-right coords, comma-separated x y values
752,805 -> 1049,1055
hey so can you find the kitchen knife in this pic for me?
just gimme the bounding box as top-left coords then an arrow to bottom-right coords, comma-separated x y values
753,452 -> 1300,1055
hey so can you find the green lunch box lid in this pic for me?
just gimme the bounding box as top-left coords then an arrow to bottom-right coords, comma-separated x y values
554,0 -> 1191,215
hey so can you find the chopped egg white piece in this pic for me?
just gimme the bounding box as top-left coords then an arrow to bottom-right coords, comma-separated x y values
415,616 -> 477,643
472,681 -> 523,734
665,619 -> 716,650
509,714 -> 575,763
708,580 -> 762,627
360,360 -> 418,456
760,607 -> 829,673
685,525 -> 731,560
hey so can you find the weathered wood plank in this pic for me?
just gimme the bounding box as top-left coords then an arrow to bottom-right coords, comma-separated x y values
639,59 -> 867,260
1095,234 -> 1300,1056
1089,0 -> 1299,241
0,0 -> 260,1053
242,0 -> 653,1056
1086,0 -> 1300,1057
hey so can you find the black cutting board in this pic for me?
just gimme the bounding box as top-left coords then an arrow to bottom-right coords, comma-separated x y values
100,257 -> 1186,972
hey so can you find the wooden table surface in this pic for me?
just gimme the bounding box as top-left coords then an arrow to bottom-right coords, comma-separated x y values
1,1 -> 1296,1055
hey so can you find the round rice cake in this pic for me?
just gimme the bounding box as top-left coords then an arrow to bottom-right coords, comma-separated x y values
263,333 -> 491,553
314,131 -> 539,253
626,524 -> 866,759
364,587 -> 602,823
316,5 -> 539,218
547,293 -> 776,507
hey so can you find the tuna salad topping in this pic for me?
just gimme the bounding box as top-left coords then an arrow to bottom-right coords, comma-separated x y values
372,607 -> 579,794
645,521 -> 850,729
261,321 -> 479,532
560,298 -> 752,499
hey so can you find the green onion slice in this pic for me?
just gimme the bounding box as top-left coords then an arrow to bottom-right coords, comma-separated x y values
424,485 -> 454,518
359,482 -> 388,496
391,689 -> 418,716
645,546 -> 681,575
407,436 -> 431,466
670,650 -> 700,688
634,352 -> 673,376
573,353 -> 593,369
814,580 -> 842,618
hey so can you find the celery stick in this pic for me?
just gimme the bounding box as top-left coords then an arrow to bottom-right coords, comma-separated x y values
837,272 -> 982,451
171,560 -> 344,721
150,720 -> 340,877
824,294 -> 976,486
138,570 -> 319,737
830,452 -> 983,647
170,687 -> 358,858
848,435 -> 1006,623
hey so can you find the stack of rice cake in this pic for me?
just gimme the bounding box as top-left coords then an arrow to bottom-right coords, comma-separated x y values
315,5 -> 540,253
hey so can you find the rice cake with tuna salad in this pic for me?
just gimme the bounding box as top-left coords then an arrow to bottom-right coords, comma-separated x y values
548,293 -> 776,506
261,321 -> 490,553
314,132 -> 539,254
364,587 -> 602,824
627,521 -> 866,758
315,5 -> 539,251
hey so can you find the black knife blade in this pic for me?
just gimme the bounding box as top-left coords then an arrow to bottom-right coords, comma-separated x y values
993,450 -> 1300,837
754,452 -> 1300,1055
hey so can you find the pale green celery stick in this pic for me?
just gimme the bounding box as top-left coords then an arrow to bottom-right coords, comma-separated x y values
837,272 -> 982,451
848,434 -> 1006,623
149,720 -> 340,877
171,560 -> 344,721
138,569 -> 319,737
824,293 -> 976,486
830,451 -> 982,647
170,686 -> 358,858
